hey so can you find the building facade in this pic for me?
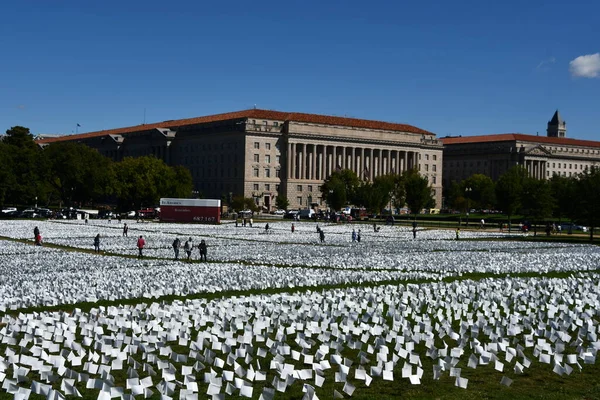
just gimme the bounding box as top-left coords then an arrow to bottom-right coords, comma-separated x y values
441,111 -> 600,188
37,109 -> 443,210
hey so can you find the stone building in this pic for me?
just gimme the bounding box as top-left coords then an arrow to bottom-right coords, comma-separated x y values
441,111 -> 600,188
37,109 -> 443,210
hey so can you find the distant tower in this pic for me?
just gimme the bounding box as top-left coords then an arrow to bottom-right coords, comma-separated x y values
547,110 -> 566,138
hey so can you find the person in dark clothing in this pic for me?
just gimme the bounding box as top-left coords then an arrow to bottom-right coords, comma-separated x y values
265,223 -> 270,233
94,234 -> 101,253
319,230 -> 325,243
123,223 -> 129,237
198,240 -> 207,261
34,226 -> 40,244
172,237 -> 181,260
357,229 -> 361,243
412,227 -> 417,239
184,238 -> 193,260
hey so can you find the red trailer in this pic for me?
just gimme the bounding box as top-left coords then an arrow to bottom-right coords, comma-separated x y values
159,198 -> 221,224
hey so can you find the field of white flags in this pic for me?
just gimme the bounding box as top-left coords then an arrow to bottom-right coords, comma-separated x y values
1,219 -> 600,399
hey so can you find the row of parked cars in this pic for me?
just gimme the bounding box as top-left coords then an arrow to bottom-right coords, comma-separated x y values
1,207 -> 54,219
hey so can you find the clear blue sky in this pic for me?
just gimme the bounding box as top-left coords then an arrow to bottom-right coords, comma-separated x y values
1,0 -> 598,139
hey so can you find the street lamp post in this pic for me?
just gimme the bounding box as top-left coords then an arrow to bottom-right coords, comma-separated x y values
465,187 -> 472,227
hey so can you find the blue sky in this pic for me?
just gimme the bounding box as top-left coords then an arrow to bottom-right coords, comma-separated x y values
1,0 -> 598,139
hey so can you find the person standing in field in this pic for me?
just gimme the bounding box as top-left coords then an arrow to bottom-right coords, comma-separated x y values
94,234 -> 101,253
184,237 -> 193,260
198,239 -> 207,261
172,237 -> 181,260
123,223 -> 128,237
137,235 -> 146,258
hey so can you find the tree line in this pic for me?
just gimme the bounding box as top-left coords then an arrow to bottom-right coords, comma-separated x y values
445,166 -> 600,238
0,126 -> 193,212
320,169 -> 436,215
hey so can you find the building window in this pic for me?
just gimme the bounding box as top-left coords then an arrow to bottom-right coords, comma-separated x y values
264,121 -> 268,126
297,197 -> 302,205
276,184 -> 280,191
266,143 -> 271,150
253,184 -> 259,191
425,164 -> 429,172
254,154 -> 259,162
265,184 -> 270,191
265,155 -> 271,163
253,168 -> 259,177
432,176 -> 437,184
297,185 -> 302,191
276,155 -> 280,164
264,168 -> 271,178
254,142 -> 260,149
308,185 -> 313,192
273,122 -> 279,127
425,154 -> 429,160
275,169 -> 280,178
433,155 -> 437,161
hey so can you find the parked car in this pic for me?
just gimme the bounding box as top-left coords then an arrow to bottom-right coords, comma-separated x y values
298,209 -> 315,219
284,210 -> 299,219
560,223 -> 588,233
272,209 -> 286,215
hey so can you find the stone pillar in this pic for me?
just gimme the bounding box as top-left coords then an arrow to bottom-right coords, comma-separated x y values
311,144 -> 317,180
369,149 -> 375,180
359,148 -> 365,179
298,144 -> 304,180
289,143 -> 295,179
321,145 -> 327,180
351,147 -> 356,174
403,151 -> 408,171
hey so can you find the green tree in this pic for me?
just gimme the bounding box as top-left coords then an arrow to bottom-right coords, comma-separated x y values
572,167 -> 600,241
276,195 -> 290,210
520,177 -> 554,236
354,174 -> 397,214
403,169 -> 435,216
320,169 -> 360,211
549,174 -> 575,222
231,196 -> 258,212
3,126 -> 46,206
114,156 -> 191,211
446,181 -> 467,211
170,165 -> 194,198
446,175 -> 496,212
0,142 -> 15,208
43,142 -> 116,206
462,174 -> 496,210
495,166 -> 527,231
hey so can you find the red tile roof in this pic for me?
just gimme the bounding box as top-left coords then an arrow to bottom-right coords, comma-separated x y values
441,133 -> 600,148
36,109 -> 433,144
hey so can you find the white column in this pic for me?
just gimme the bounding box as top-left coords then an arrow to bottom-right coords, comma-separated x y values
298,144 -> 304,180
311,145 -> 317,180
290,143 -> 296,179
360,148 -> 365,179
